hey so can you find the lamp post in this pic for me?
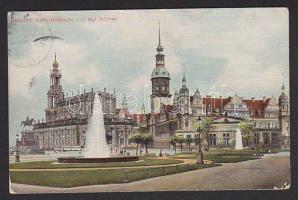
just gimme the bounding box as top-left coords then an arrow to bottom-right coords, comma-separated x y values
196,117 -> 204,164
256,133 -> 259,156
110,127 -> 115,154
15,133 -> 20,162
124,124 -> 128,154
253,123 -> 259,156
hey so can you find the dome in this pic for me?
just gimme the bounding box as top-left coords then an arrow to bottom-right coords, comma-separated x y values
193,88 -> 201,97
279,93 -> 288,101
151,67 -> 170,79
179,87 -> 189,95
53,60 -> 59,68
52,53 -> 59,68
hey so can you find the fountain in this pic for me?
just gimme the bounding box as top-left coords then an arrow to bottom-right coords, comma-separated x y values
235,127 -> 243,150
58,92 -> 139,163
84,92 -> 110,158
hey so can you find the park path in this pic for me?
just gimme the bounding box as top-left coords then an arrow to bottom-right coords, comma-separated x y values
11,152 -> 290,193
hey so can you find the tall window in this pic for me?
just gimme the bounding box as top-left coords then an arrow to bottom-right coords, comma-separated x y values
272,133 -> 278,144
209,134 -> 217,147
253,133 -> 258,145
263,132 -> 269,145
185,118 -> 189,128
223,133 -> 230,147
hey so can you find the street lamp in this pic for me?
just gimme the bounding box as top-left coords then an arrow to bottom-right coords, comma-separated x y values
196,117 -> 204,164
15,133 -> 20,162
253,123 -> 259,156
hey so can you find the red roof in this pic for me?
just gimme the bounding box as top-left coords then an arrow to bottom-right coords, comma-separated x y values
131,113 -> 149,122
243,98 -> 270,117
202,96 -> 232,109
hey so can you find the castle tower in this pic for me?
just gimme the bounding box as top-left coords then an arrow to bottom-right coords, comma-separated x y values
191,88 -> 203,116
151,22 -> 171,113
119,94 -> 129,118
173,90 -> 180,111
45,53 -> 64,122
279,83 -> 290,148
179,70 -> 190,114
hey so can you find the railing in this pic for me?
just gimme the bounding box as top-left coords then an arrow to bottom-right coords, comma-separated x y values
122,162 -> 219,183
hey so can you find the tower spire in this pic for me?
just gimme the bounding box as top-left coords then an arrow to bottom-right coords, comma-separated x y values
159,21 -> 161,46
282,82 -> 285,91
182,64 -> 186,86
156,21 -> 163,52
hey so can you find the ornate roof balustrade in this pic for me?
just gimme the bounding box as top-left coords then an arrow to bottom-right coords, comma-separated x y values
33,116 -> 136,130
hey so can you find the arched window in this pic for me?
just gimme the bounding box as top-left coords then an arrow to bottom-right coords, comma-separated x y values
185,118 -> 189,127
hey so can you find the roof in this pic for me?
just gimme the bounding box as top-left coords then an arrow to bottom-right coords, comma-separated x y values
151,66 -> 170,79
243,98 -> 270,113
202,96 -> 232,109
131,113 -> 150,123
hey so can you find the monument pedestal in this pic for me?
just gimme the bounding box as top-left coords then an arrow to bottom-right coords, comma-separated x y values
196,150 -> 204,164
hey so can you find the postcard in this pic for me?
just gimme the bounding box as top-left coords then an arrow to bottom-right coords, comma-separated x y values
8,8 -> 290,193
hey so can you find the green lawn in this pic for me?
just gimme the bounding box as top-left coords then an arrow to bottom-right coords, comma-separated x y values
10,163 -> 221,187
10,158 -> 183,169
171,150 -> 262,163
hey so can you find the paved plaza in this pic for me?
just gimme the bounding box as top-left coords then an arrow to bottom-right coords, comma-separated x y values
10,152 -> 290,193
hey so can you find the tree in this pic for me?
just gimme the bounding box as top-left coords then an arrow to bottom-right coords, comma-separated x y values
141,134 -> 153,155
129,133 -> 143,155
176,136 -> 185,152
200,117 -> 214,151
185,136 -> 193,152
239,120 -> 253,147
169,135 -> 178,154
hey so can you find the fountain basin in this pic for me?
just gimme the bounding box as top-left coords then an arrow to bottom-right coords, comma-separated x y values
57,156 -> 139,163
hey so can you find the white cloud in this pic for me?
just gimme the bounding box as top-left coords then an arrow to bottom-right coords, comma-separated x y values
9,39 -> 102,98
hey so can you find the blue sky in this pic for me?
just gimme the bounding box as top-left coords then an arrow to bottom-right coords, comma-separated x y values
8,8 -> 289,145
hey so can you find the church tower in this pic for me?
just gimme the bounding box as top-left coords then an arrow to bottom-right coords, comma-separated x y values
279,83 -> 290,148
151,23 -> 171,113
45,54 -> 64,122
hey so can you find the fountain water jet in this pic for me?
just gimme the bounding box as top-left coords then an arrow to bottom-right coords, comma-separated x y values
84,92 -> 110,158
